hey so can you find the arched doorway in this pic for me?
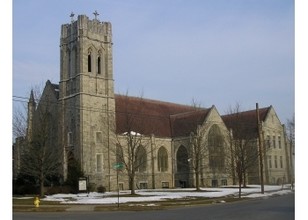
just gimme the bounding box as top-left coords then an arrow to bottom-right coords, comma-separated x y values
175,145 -> 189,188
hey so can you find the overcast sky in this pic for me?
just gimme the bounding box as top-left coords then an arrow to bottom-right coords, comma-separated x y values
2,1 -> 306,214
12,0 -> 294,123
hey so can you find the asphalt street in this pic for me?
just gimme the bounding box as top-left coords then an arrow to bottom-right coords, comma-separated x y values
13,192 -> 294,220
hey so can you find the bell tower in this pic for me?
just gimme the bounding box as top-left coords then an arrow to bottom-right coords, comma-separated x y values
59,12 -> 115,190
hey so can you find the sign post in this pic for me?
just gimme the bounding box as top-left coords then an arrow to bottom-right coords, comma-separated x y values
113,163 -> 123,208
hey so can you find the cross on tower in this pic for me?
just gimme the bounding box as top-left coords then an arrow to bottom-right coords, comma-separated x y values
93,10 -> 100,20
70,12 -> 75,22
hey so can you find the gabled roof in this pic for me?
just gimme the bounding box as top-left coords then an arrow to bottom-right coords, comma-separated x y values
170,109 -> 211,137
115,95 -> 210,138
43,80 -> 60,100
48,81 -> 60,100
221,106 -> 271,139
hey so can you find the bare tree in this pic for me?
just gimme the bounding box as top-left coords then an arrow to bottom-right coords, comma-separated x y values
13,107 -> 27,139
186,100 -> 204,191
115,132 -> 149,195
177,100 -> 228,191
114,94 -> 159,195
15,84 -> 61,197
231,136 -> 258,198
13,83 -> 43,139
20,107 -> 61,196
13,86 -> 40,182
189,125 -> 208,191
287,114 -> 295,156
185,100 -> 210,191
286,114 -> 295,186
223,103 -> 261,198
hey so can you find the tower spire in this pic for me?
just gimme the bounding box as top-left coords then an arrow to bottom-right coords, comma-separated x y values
27,90 -> 36,141
29,89 -> 35,103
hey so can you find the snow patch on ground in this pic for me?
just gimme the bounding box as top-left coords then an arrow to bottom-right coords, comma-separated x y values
39,185 -> 293,205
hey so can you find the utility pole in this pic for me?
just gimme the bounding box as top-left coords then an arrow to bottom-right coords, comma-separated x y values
256,103 -> 265,194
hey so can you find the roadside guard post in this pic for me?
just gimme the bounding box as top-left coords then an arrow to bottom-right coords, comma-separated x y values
34,196 -> 40,208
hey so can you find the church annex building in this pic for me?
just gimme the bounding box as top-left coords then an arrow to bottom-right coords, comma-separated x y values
13,14 -> 293,192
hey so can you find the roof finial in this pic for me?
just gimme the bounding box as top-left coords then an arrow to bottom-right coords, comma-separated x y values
93,10 -> 99,20
70,12 -> 75,22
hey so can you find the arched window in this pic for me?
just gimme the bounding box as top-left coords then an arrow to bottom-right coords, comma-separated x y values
176,145 -> 189,172
88,49 -> 92,72
135,145 -> 146,172
208,124 -> 225,171
158,146 -> 168,172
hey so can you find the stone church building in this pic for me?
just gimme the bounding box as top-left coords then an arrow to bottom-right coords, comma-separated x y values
14,14 -> 293,192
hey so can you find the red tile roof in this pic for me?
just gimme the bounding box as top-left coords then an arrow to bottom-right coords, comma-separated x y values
115,95 -> 210,138
170,109 -> 211,137
221,107 -> 271,139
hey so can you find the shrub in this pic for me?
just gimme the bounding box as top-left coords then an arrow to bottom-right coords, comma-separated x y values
87,183 -> 96,192
97,185 -> 106,193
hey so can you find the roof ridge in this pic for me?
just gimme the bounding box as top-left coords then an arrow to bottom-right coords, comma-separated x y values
170,108 -> 209,118
222,106 -> 271,117
115,94 -> 198,109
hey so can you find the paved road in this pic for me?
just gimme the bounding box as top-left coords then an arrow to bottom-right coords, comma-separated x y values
13,193 -> 294,220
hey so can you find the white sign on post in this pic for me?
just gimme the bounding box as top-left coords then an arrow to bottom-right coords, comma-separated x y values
78,178 -> 87,192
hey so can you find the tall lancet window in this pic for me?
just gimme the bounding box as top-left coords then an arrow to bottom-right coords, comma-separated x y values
88,49 -> 92,72
71,47 -> 76,76
67,50 -> 72,77
158,146 -> 168,172
67,49 -> 71,77
97,56 -> 101,74
75,47 -> 78,74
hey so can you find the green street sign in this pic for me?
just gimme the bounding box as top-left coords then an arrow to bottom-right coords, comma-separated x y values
113,162 -> 123,170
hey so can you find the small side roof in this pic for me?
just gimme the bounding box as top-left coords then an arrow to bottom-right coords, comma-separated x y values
221,106 -> 271,139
